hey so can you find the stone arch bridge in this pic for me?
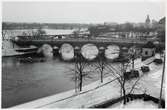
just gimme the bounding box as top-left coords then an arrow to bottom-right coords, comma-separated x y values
13,36 -> 165,60
12,37 -> 153,60
12,37 -> 149,50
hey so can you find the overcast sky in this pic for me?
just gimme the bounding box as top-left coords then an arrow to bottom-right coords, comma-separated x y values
2,1 -> 165,23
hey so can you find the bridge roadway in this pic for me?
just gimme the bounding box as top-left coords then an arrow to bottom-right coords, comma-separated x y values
13,37 -> 152,49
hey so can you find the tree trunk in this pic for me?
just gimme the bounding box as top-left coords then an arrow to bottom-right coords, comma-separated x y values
132,55 -> 134,70
79,72 -> 82,91
122,63 -> 126,105
75,71 -> 77,93
79,79 -> 82,91
101,65 -> 104,83
123,88 -> 126,105
101,71 -> 103,83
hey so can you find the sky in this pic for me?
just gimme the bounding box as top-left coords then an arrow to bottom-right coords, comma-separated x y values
2,1 -> 166,24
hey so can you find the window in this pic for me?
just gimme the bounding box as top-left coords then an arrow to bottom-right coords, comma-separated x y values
145,51 -> 148,55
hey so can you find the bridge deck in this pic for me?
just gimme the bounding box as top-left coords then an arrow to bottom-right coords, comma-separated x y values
12,38 -> 164,48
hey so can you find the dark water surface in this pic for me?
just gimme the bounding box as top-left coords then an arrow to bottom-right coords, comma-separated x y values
2,56 -> 100,108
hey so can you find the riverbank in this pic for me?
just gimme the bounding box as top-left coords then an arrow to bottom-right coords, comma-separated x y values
12,55 -> 164,108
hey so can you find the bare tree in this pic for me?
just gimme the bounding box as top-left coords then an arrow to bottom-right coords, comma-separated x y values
2,25 -> 9,49
23,27 -> 46,39
2,30 -> 7,49
67,52 -> 94,92
20,27 -> 46,40
2,30 -> 8,41
73,29 -> 80,38
128,46 -> 137,70
106,60 -> 129,104
106,56 -> 142,105
36,27 -> 46,36
2,23 -> 8,41
91,49 -> 107,83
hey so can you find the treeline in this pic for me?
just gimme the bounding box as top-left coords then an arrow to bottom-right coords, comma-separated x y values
2,22 -> 91,30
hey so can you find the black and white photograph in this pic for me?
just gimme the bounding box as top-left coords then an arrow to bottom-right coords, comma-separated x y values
1,0 -> 166,108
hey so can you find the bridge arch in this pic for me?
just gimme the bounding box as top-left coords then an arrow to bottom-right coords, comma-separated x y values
105,45 -> 120,60
37,44 -> 53,58
59,43 -> 74,61
81,43 -> 99,61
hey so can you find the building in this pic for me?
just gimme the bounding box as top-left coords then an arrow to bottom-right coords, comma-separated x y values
145,15 -> 150,25
145,15 -> 151,28
142,41 -> 156,60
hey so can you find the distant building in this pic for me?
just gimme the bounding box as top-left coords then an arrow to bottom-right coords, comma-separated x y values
145,15 -> 151,28
145,15 -> 150,24
142,41 -> 155,60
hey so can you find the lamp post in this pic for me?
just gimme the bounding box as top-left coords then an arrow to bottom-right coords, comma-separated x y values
158,53 -> 165,108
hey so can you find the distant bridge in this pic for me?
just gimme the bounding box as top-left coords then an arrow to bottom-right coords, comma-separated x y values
11,37 -> 165,60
